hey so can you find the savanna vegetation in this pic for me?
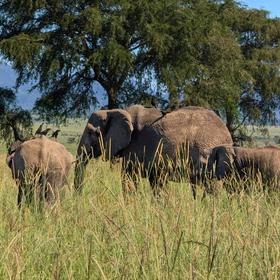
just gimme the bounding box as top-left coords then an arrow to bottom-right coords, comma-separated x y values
1,0 -> 280,278
0,125 -> 280,279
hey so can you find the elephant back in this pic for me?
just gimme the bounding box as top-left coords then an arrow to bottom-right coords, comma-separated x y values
153,106 -> 233,157
14,136 -> 73,177
234,146 -> 280,177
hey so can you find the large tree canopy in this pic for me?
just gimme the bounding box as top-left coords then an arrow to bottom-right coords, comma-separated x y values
0,0 -> 280,138
0,0 -> 189,119
155,1 -> 280,136
211,2 -> 280,134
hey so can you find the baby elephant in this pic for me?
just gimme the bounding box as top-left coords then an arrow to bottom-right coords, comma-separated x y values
233,145 -> 280,190
6,135 -> 74,207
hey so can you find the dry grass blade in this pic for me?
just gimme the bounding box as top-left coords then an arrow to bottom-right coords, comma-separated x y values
171,231 -> 184,272
160,220 -> 170,274
1,124 -> 280,279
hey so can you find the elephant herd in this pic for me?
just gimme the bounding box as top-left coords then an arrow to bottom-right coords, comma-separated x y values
5,104 -> 280,207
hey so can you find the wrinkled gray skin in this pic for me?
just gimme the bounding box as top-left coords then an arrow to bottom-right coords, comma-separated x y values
74,105 -> 234,196
7,135 -> 74,206
234,146 -> 280,188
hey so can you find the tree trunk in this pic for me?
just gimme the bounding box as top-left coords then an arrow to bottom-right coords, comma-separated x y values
168,90 -> 179,110
107,87 -> 118,109
225,109 -> 236,142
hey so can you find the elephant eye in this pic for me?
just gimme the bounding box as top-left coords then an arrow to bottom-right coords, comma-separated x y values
87,126 -> 101,137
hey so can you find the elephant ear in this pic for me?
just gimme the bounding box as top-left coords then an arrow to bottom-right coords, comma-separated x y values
104,110 -> 133,159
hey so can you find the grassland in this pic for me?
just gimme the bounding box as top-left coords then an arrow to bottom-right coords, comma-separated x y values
0,124 -> 280,279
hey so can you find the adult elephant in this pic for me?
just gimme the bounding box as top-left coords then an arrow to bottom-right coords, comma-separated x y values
74,105 -> 234,196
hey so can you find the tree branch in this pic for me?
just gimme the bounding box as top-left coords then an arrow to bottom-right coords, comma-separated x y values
232,112 -> 250,132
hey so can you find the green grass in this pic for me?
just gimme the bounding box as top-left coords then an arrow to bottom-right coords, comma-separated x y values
1,125 -> 280,279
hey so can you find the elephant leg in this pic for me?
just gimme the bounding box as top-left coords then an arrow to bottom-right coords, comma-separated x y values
23,178 -> 34,205
190,173 -> 206,200
121,158 -> 137,194
45,173 -> 61,204
175,157 -> 196,199
121,172 -> 139,193
41,174 -> 48,202
24,170 -> 40,206
45,183 -> 57,204
74,159 -> 88,193
37,174 -> 53,208
191,184 -> 197,200
121,162 -> 141,194
148,167 -> 168,196
189,158 -> 205,199
17,184 -> 24,208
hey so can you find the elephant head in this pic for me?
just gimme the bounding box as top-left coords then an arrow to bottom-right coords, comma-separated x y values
206,145 -> 233,180
74,109 -> 134,190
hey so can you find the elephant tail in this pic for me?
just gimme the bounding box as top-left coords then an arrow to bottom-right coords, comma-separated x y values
6,153 -> 14,169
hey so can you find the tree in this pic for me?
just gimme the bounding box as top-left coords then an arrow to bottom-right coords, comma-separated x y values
219,1 -> 280,134
0,0 -> 190,120
1,0 -> 280,138
156,0 -> 280,139
0,87 -> 32,147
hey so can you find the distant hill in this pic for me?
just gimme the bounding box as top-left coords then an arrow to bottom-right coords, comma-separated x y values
0,63 -> 106,111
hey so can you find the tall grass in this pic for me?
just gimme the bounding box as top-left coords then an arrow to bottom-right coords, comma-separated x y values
1,152 -> 280,279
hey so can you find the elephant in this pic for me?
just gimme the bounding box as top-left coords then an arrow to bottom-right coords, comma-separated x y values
6,135 -> 74,207
233,145 -> 280,189
74,105 -> 234,196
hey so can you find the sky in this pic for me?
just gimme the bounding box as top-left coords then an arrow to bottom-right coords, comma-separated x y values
0,0 -> 279,109
242,0 -> 280,17
0,63 -> 39,109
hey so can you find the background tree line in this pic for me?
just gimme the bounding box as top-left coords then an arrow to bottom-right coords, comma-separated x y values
0,0 -> 280,142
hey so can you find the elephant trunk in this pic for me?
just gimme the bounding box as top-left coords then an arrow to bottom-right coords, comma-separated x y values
74,158 -> 87,192
74,140 -> 91,191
